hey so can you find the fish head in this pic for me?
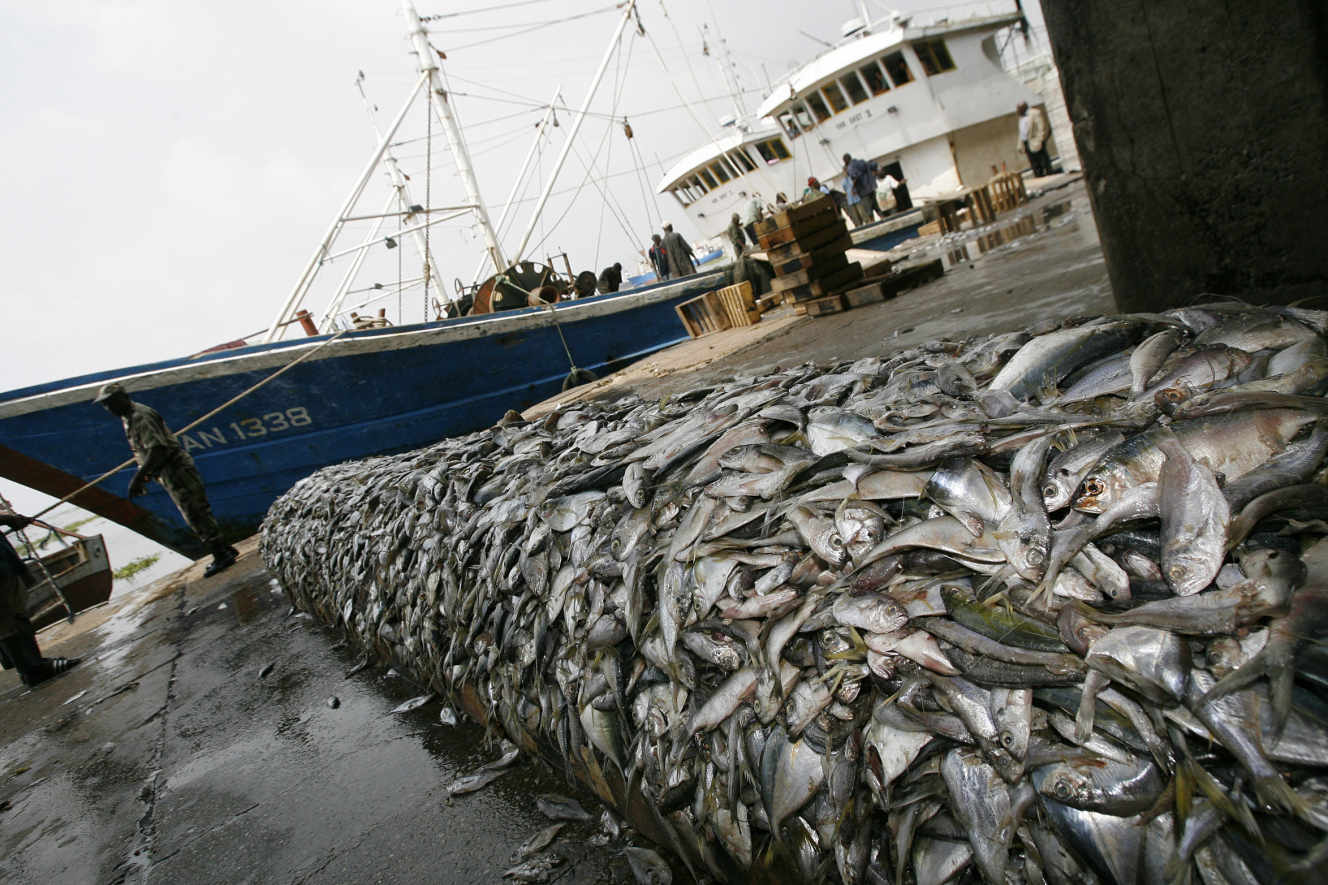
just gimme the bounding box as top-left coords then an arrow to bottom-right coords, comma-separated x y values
1072,467 -> 1131,514
1032,763 -> 1097,808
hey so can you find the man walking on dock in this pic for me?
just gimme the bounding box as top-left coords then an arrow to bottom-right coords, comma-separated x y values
661,224 -> 696,277
0,511 -> 79,687
94,383 -> 238,577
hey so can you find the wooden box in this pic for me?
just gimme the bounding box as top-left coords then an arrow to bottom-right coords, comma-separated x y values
674,290 -> 731,338
770,236 -> 854,277
795,294 -> 845,317
754,194 -> 836,237
714,281 -> 759,327
843,281 -> 887,307
757,204 -> 844,250
784,262 -> 864,302
770,252 -> 850,291
765,222 -> 850,263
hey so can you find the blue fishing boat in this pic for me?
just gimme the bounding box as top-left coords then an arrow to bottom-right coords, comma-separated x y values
0,272 -> 726,556
0,0 -> 747,557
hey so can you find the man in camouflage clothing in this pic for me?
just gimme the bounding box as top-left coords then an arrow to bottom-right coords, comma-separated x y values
94,383 -> 238,577
1,511 -> 79,687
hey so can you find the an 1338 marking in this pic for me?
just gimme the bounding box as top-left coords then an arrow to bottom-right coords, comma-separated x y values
178,407 -> 312,453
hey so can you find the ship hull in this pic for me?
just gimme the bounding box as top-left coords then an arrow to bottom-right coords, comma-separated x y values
0,273 -> 726,556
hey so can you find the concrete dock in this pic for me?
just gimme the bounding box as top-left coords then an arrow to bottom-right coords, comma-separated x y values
2,179 -> 1108,884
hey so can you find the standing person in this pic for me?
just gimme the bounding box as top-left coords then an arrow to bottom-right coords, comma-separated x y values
0,512 -> 80,687
94,383 -> 239,577
726,213 -> 747,259
661,223 -> 696,277
843,152 -> 880,223
741,192 -> 764,246
876,169 -> 911,215
803,177 -> 831,201
1017,102 -> 1053,177
597,262 -> 623,293
842,170 -> 869,227
647,233 -> 670,281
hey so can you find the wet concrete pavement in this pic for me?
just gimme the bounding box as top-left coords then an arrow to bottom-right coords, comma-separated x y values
3,178 -> 1111,884
2,541 -> 628,883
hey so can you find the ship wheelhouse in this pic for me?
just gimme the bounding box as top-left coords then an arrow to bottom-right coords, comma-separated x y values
657,6 -> 1046,241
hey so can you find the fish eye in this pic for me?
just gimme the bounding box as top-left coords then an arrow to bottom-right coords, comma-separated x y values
1082,478 -> 1105,496
1053,780 -> 1073,799
1042,484 -> 1058,501
1025,548 -> 1045,565
830,535 -> 844,549
999,730 -> 1016,749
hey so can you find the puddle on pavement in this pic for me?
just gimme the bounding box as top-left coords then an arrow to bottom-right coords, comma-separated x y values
925,199 -> 1081,270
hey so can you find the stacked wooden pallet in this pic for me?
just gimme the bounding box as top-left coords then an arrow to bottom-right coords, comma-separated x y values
755,195 -> 862,317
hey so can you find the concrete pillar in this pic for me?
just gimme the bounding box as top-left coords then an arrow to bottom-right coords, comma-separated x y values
1043,1 -> 1328,311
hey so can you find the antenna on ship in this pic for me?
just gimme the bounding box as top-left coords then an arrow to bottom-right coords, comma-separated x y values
261,1 -> 509,342
400,0 -> 506,275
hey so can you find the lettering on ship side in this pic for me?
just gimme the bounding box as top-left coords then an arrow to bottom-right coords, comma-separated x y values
178,406 -> 313,453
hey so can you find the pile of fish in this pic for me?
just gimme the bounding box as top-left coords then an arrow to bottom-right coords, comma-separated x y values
262,301 -> 1328,884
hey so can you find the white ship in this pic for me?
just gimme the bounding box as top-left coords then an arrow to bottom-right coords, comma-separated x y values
656,2 -> 1054,241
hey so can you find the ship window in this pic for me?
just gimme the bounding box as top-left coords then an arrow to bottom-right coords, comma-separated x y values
699,168 -> 718,189
710,161 -> 731,184
778,112 -> 801,140
729,148 -> 757,173
881,51 -> 914,86
793,104 -> 815,131
860,61 -> 889,95
805,92 -> 832,122
821,82 -> 849,114
840,72 -> 869,105
914,39 -> 956,75
689,174 -> 707,195
719,156 -> 739,178
754,138 -> 790,164
672,187 -> 691,207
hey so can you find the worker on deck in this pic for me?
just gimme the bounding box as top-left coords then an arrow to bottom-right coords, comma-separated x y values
843,152 -> 880,227
94,383 -> 239,578
727,213 -> 747,259
597,262 -> 623,294
661,224 -> 696,277
0,511 -> 79,687
648,234 -> 670,281
741,192 -> 765,246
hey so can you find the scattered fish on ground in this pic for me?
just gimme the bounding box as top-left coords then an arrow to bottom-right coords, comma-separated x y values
264,302 -> 1328,883
389,693 -> 434,715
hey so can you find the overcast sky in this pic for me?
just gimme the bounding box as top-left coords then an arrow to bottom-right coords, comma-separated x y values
0,0 -> 1045,516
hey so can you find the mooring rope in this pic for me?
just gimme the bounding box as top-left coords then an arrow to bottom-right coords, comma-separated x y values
29,328 -> 351,522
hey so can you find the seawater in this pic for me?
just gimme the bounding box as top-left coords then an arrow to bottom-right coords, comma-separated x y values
1,479 -> 190,600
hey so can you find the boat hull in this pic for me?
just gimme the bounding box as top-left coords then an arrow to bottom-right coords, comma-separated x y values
0,274 -> 727,556
25,534 -> 113,630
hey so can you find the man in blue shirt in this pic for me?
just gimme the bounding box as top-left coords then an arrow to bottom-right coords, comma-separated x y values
843,153 -> 881,225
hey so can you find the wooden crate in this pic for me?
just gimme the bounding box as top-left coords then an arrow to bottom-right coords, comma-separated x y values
770,252 -> 850,291
784,262 -> 865,302
757,207 -> 843,250
917,220 -> 942,237
878,259 -> 945,298
674,290 -> 730,338
714,281 -> 759,327
794,294 -> 845,317
770,235 -> 854,276
753,194 -> 836,236
766,221 -> 850,263
843,280 -> 887,307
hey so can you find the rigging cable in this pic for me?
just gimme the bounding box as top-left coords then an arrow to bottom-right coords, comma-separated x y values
424,71 -> 434,320
420,0 -> 562,20
434,5 -> 618,52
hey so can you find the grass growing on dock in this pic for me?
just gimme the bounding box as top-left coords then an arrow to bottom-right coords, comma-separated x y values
61,515 -> 98,534
114,554 -> 160,581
